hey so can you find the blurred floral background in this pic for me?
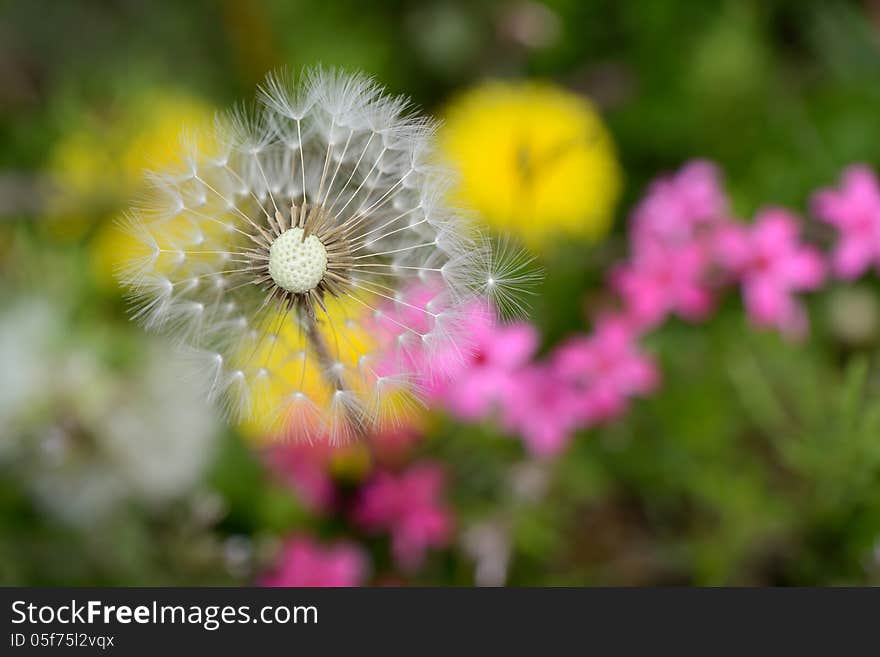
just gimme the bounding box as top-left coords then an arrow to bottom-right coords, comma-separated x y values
4,0 -> 880,586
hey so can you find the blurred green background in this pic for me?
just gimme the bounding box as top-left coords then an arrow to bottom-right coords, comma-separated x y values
3,0 -> 880,585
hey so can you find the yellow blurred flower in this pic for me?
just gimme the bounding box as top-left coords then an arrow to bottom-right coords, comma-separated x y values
50,92 -> 211,202
47,91 -> 212,286
440,81 -> 622,247
117,95 -> 213,189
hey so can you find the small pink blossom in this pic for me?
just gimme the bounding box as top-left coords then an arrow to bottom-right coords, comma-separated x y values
615,160 -> 730,331
373,283 -> 438,338
612,243 -> 715,330
500,363 -> 580,457
812,164 -> 880,279
632,160 -> 730,254
371,284 -> 486,395
264,442 -> 336,513
353,463 -> 453,572
434,303 -> 539,421
261,535 -> 368,587
715,208 -> 825,337
553,316 -> 658,424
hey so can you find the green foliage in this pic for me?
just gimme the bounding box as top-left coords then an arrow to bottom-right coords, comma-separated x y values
3,0 -> 880,585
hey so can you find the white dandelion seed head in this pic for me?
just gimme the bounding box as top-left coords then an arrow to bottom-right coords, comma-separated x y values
118,67 -> 537,442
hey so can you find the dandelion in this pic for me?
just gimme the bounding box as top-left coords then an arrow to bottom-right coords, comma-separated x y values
119,68 -> 529,442
440,81 -> 622,247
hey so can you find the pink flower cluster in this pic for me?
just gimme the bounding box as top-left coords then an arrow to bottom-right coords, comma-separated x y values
432,160 -> 870,456
813,164 -> 880,279
264,441 -> 337,513
616,160 -> 825,335
430,303 -> 658,457
614,160 -> 728,328
715,209 -> 824,336
263,439 -> 453,584
260,535 -> 368,587
259,161 -> 880,587
353,462 -> 454,572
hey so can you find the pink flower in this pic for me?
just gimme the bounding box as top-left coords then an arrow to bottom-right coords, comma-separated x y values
715,208 -> 825,337
614,161 -> 731,331
632,160 -> 730,255
497,316 -> 658,457
353,463 -> 453,572
612,242 -> 715,330
552,316 -> 658,425
264,442 -> 336,513
499,363 -> 580,457
434,303 -> 539,421
261,535 -> 368,587
367,282 -> 462,399
812,164 -> 880,279
374,288 -> 541,427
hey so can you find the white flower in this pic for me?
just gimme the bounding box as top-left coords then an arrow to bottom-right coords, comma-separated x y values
0,299 -> 218,525
119,68 -> 536,442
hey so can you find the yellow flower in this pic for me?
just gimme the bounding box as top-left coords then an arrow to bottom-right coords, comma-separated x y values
47,92 -> 212,286
440,81 -> 622,247
50,92 -> 211,202
117,94 -> 213,188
